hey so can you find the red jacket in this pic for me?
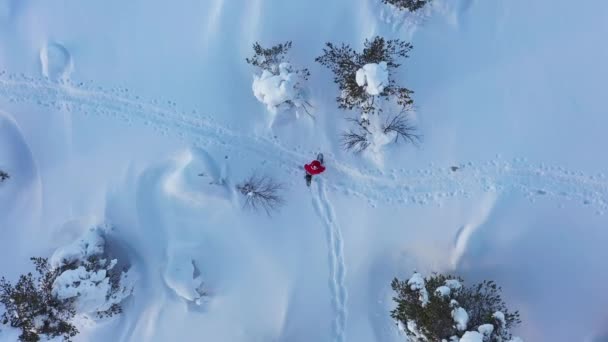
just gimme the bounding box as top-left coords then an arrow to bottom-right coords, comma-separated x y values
305,160 -> 325,175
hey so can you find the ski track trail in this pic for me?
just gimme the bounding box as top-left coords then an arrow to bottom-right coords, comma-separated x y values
1,73 -> 608,215
312,178 -> 347,342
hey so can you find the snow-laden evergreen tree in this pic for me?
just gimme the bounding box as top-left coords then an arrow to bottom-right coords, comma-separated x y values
391,272 -> 523,342
383,0 -> 431,12
49,225 -> 133,318
246,41 -> 312,117
0,225 -> 134,342
316,36 -> 419,153
0,258 -> 78,342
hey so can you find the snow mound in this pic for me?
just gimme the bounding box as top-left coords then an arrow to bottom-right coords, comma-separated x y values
478,323 -> 494,337
445,279 -> 462,290
492,311 -> 506,327
252,63 -> 305,114
50,227 -> 105,269
40,41 -> 73,81
460,331 -> 483,342
355,62 -> 388,95
435,285 -> 451,297
407,272 -> 429,305
54,266 -> 112,312
50,226 -> 133,315
451,307 -> 469,331
0,111 -> 42,232
436,279 -> 462,297
163,148 -> 231,206
163,250 -> 206,304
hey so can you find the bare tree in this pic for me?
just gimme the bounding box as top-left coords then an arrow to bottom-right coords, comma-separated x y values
237,174 -> 284,215
383,114 -> 421,146
341,130 -> 370,153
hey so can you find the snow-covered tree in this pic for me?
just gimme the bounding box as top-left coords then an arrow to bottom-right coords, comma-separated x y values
391,272 -> 522,342
0,257 -> 78,342
246,41 -> 312,116
0,225 -> 134,342
316,36 -> 418,153
0,170 -> 8,182
383,0 -> 431,12
49,226 -> 133,319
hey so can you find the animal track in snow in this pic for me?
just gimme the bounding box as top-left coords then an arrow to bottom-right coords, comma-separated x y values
1,73 -> 607,215
312,179 -> 347,342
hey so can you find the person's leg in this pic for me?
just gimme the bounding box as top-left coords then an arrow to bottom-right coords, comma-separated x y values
305,174 -> 312,186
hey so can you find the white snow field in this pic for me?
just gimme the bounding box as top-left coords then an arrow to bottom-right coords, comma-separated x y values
1,0 -> 608,341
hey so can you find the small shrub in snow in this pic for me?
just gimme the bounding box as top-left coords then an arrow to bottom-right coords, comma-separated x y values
246,41 -> 311,115
316,36 -> 417,153
341,113 -> 420,153
0,257 -> 78,342
383,0 -> 431,12
237,174 -> 284,215
391,272 -> 522,342
0,170 -> 8,182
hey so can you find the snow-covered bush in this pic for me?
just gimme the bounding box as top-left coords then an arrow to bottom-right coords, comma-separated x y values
246,41 -> 311,115
391,272 -> 522,342
0,170 -> 8,182
49,226 -> 133,318
316,36 -> 413,113
316,36 -> 418,153
236,174 -> 284,215
0,227 -> 132,342
382,0 -> 431,12
342,113 -> 419,153
0,257 -> 78,342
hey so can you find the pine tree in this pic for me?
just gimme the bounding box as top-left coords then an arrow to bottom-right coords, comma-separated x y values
316,36 -> 413,114
316,36 -> 418,152
0,258 -> 78,342
391,273 -> 522,341
383,0 -> 431,12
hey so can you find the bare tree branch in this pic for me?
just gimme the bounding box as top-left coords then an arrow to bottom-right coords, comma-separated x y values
341,130 -> 370,153
236,174 -> 284,216
383,114 -> 421,146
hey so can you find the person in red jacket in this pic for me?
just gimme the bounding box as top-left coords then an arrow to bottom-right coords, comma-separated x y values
305,154 -> 325,186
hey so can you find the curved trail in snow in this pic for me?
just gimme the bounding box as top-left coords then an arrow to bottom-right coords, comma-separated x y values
1,74 -> 608,215
311,179 -> 347,342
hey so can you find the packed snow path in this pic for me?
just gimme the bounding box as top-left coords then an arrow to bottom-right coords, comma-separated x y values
1,73 -> 608,215
311,179 -> 348,342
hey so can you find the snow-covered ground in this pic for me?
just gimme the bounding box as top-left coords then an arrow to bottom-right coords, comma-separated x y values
1,0 -> 608,341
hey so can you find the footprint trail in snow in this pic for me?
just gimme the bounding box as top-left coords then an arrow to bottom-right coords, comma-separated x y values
1,74 -> 608,214
312,179 -> 347,342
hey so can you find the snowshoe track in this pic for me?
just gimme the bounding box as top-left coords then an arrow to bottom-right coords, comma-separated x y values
312,179 -> 347,342
1,73 -> 608,215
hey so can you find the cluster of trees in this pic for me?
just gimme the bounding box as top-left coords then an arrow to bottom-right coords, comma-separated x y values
0,227 -> 132,342
247,35 -> 420,155
240,2 -> 434,214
